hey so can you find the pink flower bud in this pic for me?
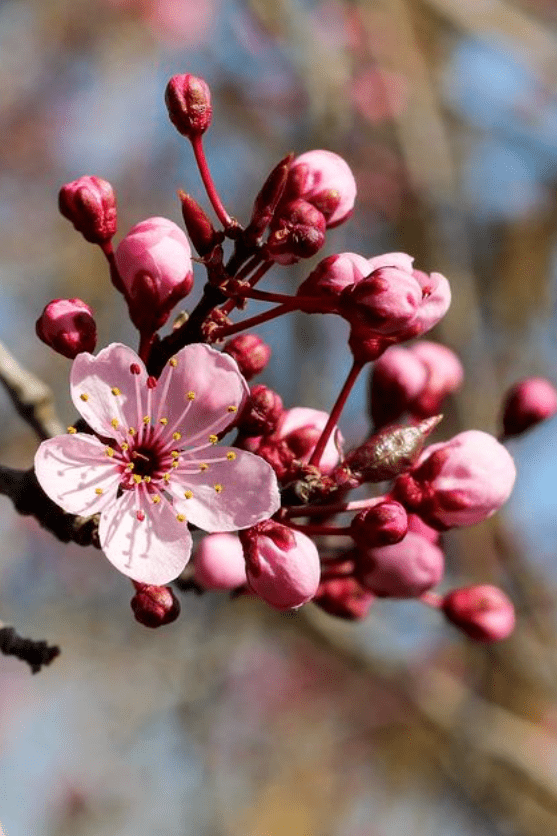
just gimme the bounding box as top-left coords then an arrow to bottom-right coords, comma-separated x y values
350,500 -> 408,548
58,176 -> 117,244
265,199 -> 326,265
395,430 -> 516,529
278,407 -> 344,474
238,384 -> 284,436
223,334 -> 271,380
165,73 -> 212,138
370,346 -> 429,427
356,532 -> 444,598
130,582 -> 181,628
408,341 -> 463,417
193,533 -> 247,590
343,265 -> 423,334
407,513 -> 440,543
179,190 -> 221,256
297,252 -> 370,314
36,298 -> 97,359
115,217 -> 194,333
314,561 -> 374,620
286,150 -> 357,228
242,522 -> 321,610
501,377 -> 557,437
442,585 -> 515,642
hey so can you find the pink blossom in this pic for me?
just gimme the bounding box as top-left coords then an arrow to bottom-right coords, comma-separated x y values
34,343 -> 280,584
394,430 -> 516,529
36,298 -> 97,359
501,377 -> 557,437
242,522 -> 320,610
356,531 -> 444,597
286,150 -> 357,227
297,252 -> 370,313
408,341 -> 463,416
442,585 -> 515,642
193,533 -> 247,590
115,217 -> 194,333
277,406 -> 344,474
350,500 -> 408,548
58,175 -> 117,244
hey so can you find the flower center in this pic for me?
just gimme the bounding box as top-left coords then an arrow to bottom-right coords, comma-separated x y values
130,445 -> 160,478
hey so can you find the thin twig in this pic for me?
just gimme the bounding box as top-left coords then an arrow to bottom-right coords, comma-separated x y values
0,625 -> 59,674
0,341 -> 64,440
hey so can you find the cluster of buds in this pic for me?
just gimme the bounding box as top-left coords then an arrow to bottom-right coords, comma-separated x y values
30,70 -> 557,648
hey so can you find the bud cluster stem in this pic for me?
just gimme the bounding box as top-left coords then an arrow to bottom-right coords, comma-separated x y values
308,359 -> 364,467
191,135 -> 235,232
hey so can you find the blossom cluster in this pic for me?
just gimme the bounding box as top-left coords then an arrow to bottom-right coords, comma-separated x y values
32,72 -> 557,640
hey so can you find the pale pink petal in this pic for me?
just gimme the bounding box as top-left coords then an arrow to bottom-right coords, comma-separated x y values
366,252 -> 414,273
169,448 -> 280,531
153,343 -> 248,441
98,491 -> 192,584
34,433 -> 120,515
70,343 -> 148,440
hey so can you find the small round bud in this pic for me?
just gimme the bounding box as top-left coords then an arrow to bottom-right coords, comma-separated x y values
238,384 -> 284,436
285,150 -> 357,228
297,252 -> 370,314
115,217 -> 194,333
36,298 -> 97,359
193,533 -> 247,590
265,199 -> 326,265
223,334 -> 271,380
442,585 -> 515,642
501,377 -> 557,437
58,175 -> 117,244
314,563 -> 374,620
165,73 -> 212,138
350,500 -> 408,548
356,532 -> 444,598
130,582 -> 181,628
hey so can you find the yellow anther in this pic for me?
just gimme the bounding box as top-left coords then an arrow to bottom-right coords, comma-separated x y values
111,418 -> 119,429
126,462 -> 135,471
226,451 -> 237,461
67,426 -> 77,434
169,357 -> 178,367
187,391 -> 196,400
143,416 -> 151,424
172,432 -> 182,441
199,463 -> 209,471
171,450 -> 179,458
120,442 -> 129,451
95,488 -> 104,495
133,474 -> 142,484
111,387 -> 121,396
105,447 -> 114,457
152,495 -> 161,504
209,434 -> 218,444
128,427 -> 136,436
80,393 -> 89,402
163,473 -> 171,483
184,490 -> 193,499
159,417 -> 168,425
171,461 -> 179,468
214,483 -> 223,493
143,475 -> 151,483
176,513 -> 186,523
227,405 -> 238,413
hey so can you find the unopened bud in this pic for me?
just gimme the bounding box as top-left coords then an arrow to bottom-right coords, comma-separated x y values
130,582 -> 181,628
178,190 -> 222,256
285,150 -> 357,228
165,73 -> 212,138
297,252 -> 369,314
442,584 -> 515,642
314,560 -> 374,620
501,377 -> 557,437
36,298 -> 97,359
246,154 -> 293,243
265,199 -> 326,265
350,500 -> 408,548
278,407 -> 344,475
58,176 -> 117,244
238,384 -> 283,436
193,533 -> 247,590
223,334 -> 271,380
356,532 -> 444,598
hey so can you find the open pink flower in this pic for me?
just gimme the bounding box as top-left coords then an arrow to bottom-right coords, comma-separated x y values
34,343 -> 280,584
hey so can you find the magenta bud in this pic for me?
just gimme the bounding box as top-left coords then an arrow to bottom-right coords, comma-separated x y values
501,377 -> 557,437
130,582 -> 181,628
343,265 -> 423,333
441,585 -> 515,642
58,175 -> 117,244
115,217 -> 194,333
314,564 -> 374,620
285,150 -> 357,228
36,298 -> 97,359
178,190 -> 221,256
165,73 -> 212,138
193,533 -> 247,590
350,500 -> 408,548
409,341 -> 463,417
265,199 -> 326,265
241,522 -> 321,610
297,252 -> 370,314
370,346 -> 429,427
238,384 -> 284,436
356,532 -> 445,598
223,334 -> 271,380
246,153 -> 294,243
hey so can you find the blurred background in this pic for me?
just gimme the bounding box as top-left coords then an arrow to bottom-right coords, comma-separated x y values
2,0 -> 557,833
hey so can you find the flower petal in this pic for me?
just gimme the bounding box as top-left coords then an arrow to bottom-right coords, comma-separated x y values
170,448 -> 280,531
98,491 -> 192,584
34,433 -> 120,515
153,344 -> 248,442
70,343 -> 148,441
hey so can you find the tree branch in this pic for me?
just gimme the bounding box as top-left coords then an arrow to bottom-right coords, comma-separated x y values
0,625 -> 59,673
0,341 -> 64,440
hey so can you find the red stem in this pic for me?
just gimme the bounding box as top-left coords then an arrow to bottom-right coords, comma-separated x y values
211,302 -> 297,341
191,135 -> 233,231
282,496 -> 386,519
138,331 -> 155,364
308,359 -> 365,468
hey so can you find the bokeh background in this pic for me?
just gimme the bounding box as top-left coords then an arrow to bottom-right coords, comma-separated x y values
2,0 -> 557,833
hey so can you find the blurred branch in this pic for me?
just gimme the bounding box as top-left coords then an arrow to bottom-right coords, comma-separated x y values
0,341 -> 63,440
0,625 -> 59,674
